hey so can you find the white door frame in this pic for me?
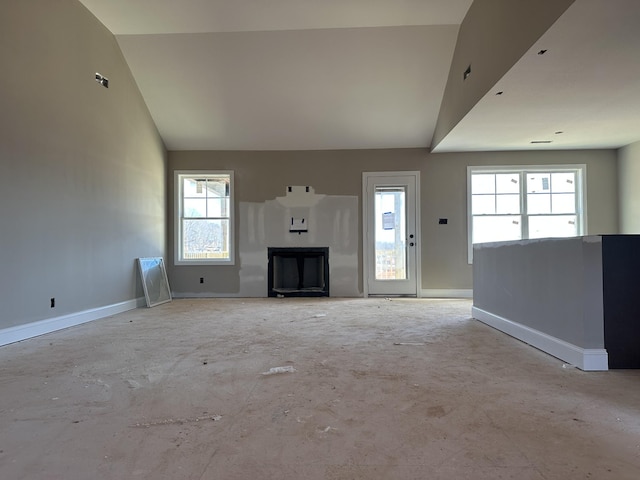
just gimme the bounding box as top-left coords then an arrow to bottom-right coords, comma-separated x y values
362,171 -> 422,297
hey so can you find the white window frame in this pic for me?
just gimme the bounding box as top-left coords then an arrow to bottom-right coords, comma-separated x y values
174,170 -> 235,266
467,164 -> 587,263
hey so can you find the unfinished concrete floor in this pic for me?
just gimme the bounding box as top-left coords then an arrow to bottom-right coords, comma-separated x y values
1,298 -> 640,479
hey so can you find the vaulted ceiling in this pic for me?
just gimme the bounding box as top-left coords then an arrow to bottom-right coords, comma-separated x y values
79,0 -> 640,152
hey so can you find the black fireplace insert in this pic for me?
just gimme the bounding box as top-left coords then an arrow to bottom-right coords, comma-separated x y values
267,247 -> 329,297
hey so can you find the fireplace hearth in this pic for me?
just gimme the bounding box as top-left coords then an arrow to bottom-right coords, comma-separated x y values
268,247 -> 329,297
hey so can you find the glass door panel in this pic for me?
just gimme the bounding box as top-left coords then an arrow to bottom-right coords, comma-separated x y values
374,187 -> 407,280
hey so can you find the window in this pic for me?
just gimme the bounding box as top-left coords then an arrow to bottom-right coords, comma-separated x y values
467,165 -> 586,262
175,171 -> 234,265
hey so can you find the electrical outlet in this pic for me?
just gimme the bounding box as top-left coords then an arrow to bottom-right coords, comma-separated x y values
50,297 -> 55,308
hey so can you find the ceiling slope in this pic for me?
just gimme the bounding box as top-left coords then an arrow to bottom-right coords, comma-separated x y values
78,0 -> 472,150
78,0 -> 640,152
434,0 -> 640,152
116,26 -> 459,150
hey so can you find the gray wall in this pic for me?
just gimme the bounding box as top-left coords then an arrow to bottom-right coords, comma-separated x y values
432,0 -> 575,149
473,236 -> 605,349
0,0 -> 167,329
168,149 -> 617,296
617,140 -> 640,233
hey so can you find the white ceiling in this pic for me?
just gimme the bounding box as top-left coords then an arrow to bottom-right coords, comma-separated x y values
434,0 -> 640,152
79,0 -> 640,152
78,0 -> 473,34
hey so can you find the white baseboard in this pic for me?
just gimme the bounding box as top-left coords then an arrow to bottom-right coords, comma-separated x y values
176,291 -> 473,299
171,292 -> 246,298
471,306 -> 608,371
0,298 -> 145,347
421,289 -> 473,298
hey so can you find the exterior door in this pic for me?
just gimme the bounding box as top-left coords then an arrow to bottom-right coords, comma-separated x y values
363,172 -> 420,296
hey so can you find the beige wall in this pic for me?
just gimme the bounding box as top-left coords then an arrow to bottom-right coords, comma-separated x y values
617,141 -> 640,233
0,0 -> 167,330
421,149 -> 617,289
167,150 -> 426,296
0,0 -> 621,325
168,148 -> 617,296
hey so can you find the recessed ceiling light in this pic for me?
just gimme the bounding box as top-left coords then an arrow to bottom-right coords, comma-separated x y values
555,131 -> 564,134
538,49 -> 548,55
496,91 -> 504,95
531,140 -> 552,144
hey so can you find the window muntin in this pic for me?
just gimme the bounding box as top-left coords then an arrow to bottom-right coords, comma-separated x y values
175,171 -> 234,265
468,166 -> 585,262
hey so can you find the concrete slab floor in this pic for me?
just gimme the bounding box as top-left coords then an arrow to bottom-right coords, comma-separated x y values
1,298 -> 640,479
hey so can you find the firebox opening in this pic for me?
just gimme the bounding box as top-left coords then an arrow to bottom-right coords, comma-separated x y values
268,247 -> 329,297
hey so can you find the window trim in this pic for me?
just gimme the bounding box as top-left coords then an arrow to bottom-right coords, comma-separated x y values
467,164 -> 587,263
174,170 -> 235,266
